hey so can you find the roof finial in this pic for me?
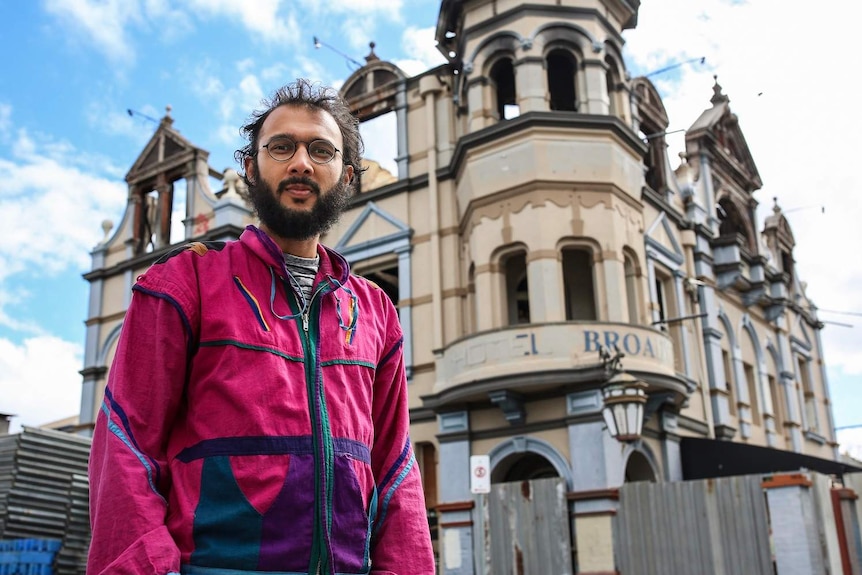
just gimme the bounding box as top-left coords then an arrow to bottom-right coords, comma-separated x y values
772,196 -> 782,214
711,75 -> 729,105
161,105 -> 174,126
365,41 -> 379,63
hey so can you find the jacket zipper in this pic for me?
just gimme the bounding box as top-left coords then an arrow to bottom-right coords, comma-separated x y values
294,280 -> 335,575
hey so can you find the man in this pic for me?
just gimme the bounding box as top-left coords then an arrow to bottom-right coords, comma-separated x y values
88,79 -> 435,575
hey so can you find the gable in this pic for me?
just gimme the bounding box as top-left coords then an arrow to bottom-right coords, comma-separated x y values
126,117 -> 201,183
335,201 -> 411,259
645,212 -> 684,266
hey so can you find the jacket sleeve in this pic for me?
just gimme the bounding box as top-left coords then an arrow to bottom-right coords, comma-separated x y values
87,271 -> 197,575
369,300 -> 436,575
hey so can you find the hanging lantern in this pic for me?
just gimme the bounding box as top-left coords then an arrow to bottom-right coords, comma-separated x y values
601,372 -> 648,441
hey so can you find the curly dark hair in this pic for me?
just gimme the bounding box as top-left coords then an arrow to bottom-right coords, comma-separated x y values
235,79 -> 364,185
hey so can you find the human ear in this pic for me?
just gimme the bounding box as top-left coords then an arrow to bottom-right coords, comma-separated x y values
244,157 -> 257,184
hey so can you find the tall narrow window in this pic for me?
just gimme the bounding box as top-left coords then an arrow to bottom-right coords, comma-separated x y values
490,58 -> 517,120
562,248 -> 596,320
547,49 -> 577,111
605,56 -> 619,116
766,353 -> 787,436
722,349 -> 737,416
743,362 -> 760,425
504,252 -> 530,325
654,272 -> 683,372
415,443 -> 439,553
798,356 -> 818,431
464,263 -> 476,335
624,254 -> 638,324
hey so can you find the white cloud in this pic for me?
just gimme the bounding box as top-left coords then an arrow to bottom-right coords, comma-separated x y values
210,73 -> 267,148
838,428 -> 862,463
395,26 -> 447,77
0,127 -> 126,332
42,0 -> 298,66
0,103 -> 11,138
0,335 -> 83,434
43,0 -> 141,64
184,0 -> 300,45
361,112 -> 398,176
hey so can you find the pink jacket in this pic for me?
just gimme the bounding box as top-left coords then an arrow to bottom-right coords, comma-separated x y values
88,226 -> 435,575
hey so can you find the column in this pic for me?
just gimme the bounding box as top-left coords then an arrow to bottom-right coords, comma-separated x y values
580,59 -> 609,115
513,56 -> 546,113
437,411 -> 476,575
699,286 -> 735,439
567,390 -> 624,573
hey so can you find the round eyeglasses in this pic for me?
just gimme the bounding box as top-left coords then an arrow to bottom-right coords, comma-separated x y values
260,136 -> 342,165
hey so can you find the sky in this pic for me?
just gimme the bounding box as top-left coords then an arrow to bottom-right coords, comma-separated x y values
1,1 -> 859,457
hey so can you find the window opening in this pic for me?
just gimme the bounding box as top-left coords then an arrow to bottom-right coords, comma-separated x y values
504,252 -> 530,325
547,49 -> 577,112
563,248 -> 596,320
490,58 -> 517,120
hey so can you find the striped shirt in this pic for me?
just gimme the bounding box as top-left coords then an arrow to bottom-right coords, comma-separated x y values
284,253 -> 320,307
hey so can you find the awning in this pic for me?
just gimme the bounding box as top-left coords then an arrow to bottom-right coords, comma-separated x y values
680,437 -> 862,480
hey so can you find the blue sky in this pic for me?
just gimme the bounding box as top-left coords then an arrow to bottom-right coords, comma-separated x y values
2,0 -> 860,455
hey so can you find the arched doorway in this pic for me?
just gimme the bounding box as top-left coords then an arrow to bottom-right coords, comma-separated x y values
624,450 -> 657,482
492,451 -> 559,484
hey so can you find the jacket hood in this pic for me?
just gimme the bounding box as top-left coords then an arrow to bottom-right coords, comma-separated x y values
240,225 -> 351,285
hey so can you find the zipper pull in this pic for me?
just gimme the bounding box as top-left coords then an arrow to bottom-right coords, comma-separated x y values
302,313 -> 309,332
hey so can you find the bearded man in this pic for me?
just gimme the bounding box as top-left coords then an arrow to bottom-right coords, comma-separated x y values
87,79 -> 435,575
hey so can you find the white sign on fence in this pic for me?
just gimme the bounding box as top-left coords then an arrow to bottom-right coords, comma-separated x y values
470,455 -> 491,494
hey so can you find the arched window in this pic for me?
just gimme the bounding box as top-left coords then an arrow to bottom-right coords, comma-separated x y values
490,57 -> 517,120
503,251 -> 530,325
605,55 -> 621,117
562,247 -> 596,320
546,49 -> 577,111
717,197 -> 749,247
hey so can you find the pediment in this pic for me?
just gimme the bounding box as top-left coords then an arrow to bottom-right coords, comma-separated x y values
645,212 -> 684,265
126,117 -> 202,184
688,90 -> 761,189
335,201 -> 411,252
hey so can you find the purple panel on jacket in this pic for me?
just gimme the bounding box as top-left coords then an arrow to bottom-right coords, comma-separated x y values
257,455 -> 316,571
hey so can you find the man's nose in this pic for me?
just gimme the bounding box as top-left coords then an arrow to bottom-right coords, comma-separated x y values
288,143 -> 314,173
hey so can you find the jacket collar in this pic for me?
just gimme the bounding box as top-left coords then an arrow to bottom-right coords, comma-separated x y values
240,225 -> 351,285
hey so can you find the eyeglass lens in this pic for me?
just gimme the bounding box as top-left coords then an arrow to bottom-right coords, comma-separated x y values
265,137 -> 337,164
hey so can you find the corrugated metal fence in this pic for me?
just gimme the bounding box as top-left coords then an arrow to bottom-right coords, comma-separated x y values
476,477 -> 573,575
615,474 -> 773,575
0,427 -> 91,575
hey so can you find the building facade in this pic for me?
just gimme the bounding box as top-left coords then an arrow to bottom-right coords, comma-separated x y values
78,0 -> 842,572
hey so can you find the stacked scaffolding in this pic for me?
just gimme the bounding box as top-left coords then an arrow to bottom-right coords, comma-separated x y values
0,427 -> 91,575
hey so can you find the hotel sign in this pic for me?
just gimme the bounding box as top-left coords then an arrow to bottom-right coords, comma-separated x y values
435,322 -> 675,391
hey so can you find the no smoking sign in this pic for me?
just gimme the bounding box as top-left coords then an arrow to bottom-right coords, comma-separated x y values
470,455 -> 490,494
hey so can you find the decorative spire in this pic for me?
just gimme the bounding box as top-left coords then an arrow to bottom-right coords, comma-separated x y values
710,75 -> 729,105
161,104 -> 174,126
772,196 -> 782,215
365,42 -> 379,64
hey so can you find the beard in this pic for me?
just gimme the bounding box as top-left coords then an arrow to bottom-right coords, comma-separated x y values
246,171 -> 352,241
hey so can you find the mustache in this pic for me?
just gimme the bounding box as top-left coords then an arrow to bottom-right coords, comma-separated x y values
277,177 -> 320,196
